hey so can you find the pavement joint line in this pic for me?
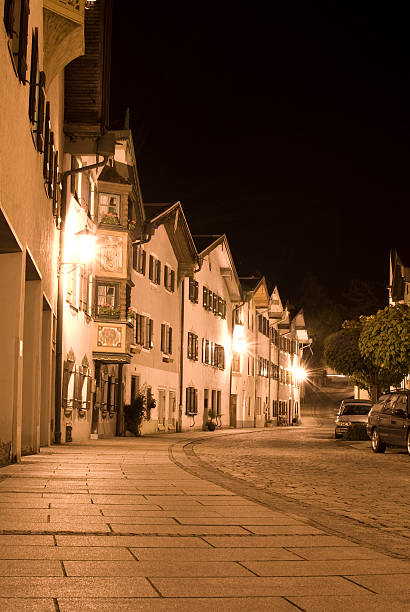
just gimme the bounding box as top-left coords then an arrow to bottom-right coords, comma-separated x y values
61,560 -> 67,577
283,596 -> 306,610
341,575 -> 378,594
169,435 -> 410,560
146,576 -> 164,597
53,597 -> 60,612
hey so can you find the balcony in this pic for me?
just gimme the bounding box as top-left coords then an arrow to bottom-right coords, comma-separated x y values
43,0 -> 86,87
44,0 -> 86,25
92,321 -> 133,363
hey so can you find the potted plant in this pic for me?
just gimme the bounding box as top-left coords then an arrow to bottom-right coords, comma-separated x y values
207,408 -> 217,431
128,219 -> 136,231
101,212 -> 120,225
124,385 -> 153,436
127,308 -> 135,324
98,304 -> 120,318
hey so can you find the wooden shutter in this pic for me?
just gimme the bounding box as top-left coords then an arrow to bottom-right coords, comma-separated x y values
149,255 -> 153,280
36,71 -> 45,151
149,319 -> 153,348
164,265 -> 168,289
195,281 -> 198,303
194,389 -> 198,414
160,323 -> 165,352
203,287 -> 208,308
28,27 -> 38,122
4,0 -> 16,37
52,150 -> 59,217
156,260 -> 161,284
18,0 -> 30,83
170,269 -> 175,292
43,102 -> 50,178
168,327 -> 172,355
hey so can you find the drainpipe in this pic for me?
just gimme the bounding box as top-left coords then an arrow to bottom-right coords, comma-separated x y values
177,279 -> 185,432
54,155 -> 110,444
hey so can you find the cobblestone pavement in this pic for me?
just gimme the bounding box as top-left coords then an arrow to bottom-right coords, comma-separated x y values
193,422 -> 410,559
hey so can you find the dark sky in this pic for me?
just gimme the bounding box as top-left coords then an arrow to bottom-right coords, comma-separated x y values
109,5 -> 409,304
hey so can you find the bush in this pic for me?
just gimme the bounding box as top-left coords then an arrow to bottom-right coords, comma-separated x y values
124,386 -> 153,436
343,422 -> 369,441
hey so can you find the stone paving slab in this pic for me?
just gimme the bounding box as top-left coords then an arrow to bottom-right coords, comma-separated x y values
109,523 -> 249,535
242,558 -> 410,576
149,575 -> 369,597
0,560 -> 63,576
348,573 -> 410,593
287,595 -> 410,611
0,535 -> 55,545
63,560 -> 253,577
0,546 -> 134,560
242,524 -> 325,535
57,596 -> 297,611
174,516 -> 302,525
0,599 -> 55,611
288,546 -> 392,560
130,547 -> 303,561
0,577 -> 158,597
55,535 -> 212,548
203,535 -> 356,547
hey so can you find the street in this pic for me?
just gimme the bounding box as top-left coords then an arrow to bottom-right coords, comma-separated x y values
194,407 -> 410,559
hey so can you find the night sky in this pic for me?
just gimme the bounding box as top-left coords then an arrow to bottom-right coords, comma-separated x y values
109,5 -> 409,305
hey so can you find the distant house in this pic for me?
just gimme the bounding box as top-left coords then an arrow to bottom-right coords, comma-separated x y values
389,249 -> 410,305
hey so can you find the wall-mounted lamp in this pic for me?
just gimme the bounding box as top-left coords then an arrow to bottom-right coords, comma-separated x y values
233,324 -> 247,354
59,227 -> 97,273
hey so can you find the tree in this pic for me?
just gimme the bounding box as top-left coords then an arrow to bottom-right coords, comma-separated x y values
324,316 -> 405,402
359,304 -> 410,381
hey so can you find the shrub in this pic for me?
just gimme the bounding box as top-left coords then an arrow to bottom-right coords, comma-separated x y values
124,386 -> 153,436
343,422 -> 369,441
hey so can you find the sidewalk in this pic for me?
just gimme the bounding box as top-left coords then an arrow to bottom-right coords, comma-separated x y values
0,432 -> 409,611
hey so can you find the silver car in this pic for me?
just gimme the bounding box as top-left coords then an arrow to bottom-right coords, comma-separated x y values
334,399 -> 373,439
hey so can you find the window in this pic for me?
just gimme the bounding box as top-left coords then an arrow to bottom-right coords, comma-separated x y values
187,332 -> 198,360
204,389 -> 209,413
203,286 -> 209,308
256,397 -> 262,416
161,323 -> 172,355
202,339 -> 210,364
211,390 -> 216,415
28,28 -> 45,152
4,0 -> 30,83
96,283 -> 120,318
133,245 -> 146,275
135,314 -> 153,349
149,255 -> 161,285
232,352 -> 240,373
215,344 -> 225,370
248,355 -> 255,376
186,387 -> 198,414
99,193 -> 121,224
217,297 -> 226,318
164,265 -> 175,292
217,390 -> 222,416
189,278 -> 199,303
234,306 -> 243,325
80,266 -> 90,314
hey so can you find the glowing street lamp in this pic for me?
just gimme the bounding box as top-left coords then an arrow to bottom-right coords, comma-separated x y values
60,227 -> 97,271
293,366 -> 308,382
233,324 -> 247,354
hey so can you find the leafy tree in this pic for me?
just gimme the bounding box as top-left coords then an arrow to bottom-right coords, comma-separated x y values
324,316 -> 405,402
359,304 -> 410,380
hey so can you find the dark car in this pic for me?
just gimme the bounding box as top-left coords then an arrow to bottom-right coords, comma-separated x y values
334,399 -> 373,439
367,390 -> 410,454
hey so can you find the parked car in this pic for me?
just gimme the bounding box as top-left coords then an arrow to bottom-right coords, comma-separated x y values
367,390 -> 410,454
334,399 -> 373,439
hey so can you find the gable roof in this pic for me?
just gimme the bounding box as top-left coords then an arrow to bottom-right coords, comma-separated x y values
240,276 -> 270,308
196,234 -> 242,302
145,202 -> 198,275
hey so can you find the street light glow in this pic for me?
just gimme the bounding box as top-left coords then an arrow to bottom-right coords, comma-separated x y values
294,366 -> 308,382
233,324 -> 247,354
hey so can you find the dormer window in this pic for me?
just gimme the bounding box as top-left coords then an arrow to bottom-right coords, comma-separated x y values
99,193 -> 121,225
